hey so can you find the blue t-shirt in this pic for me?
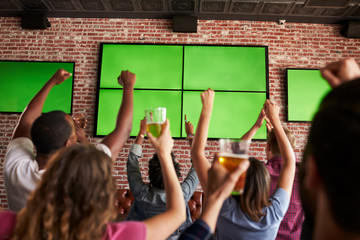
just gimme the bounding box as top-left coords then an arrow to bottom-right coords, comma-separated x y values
216,188 -> 290,240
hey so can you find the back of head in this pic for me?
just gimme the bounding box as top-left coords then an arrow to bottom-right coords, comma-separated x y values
267,127 -> 296,155
12,144 -> 117,240
149,152 -> 181,189
31,111 -> 73,154
240,157 -> 271,222
307,78 -> 360,233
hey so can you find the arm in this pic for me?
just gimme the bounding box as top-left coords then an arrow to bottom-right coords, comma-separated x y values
101,70 -> 135,160
127,118 -> 148,196
13,69 -> 72,139
179,155 -> 250,238
144,119 -> 186,240
185,114 -> 194,147
264,100 -> 296,195
321,58 -> 360,88
190,89 -> 215,194
241,108 -> 267,141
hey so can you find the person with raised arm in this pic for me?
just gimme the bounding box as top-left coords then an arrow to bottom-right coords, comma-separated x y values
300,58 -> 360,240
4,69 -> 135,212
126,116 -> 199,240
190,88 -> 296,240
240,108 -> 304,240
0,119 -> 186,240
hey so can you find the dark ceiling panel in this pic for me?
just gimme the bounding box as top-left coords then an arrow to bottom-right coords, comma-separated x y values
351,5 -> 360,16
261,3 -> 291,15
305,0 -> 350,8
18,0 -> 48,10
46,0 -> 77,10
140,0 -> 165,11
78,0 -> 105,10
109,0 -> 135,11
230,1 -> 259,14
171,0 -> 196,12
289,4 -> 318,16
0,0 -> 19,9
319,7 -> 349,17
200,0 -> 227,13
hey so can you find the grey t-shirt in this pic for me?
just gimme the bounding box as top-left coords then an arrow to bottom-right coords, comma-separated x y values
216,188 -> 290,240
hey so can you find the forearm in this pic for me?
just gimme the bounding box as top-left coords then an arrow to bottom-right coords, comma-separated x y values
101,85 -> 134,158
135,132 -> 145,145
200,196 -> 224,232
191,109 -> 212,192
13,80 -> 56,139
241,124 -> 260,141
158,151 -> 185,215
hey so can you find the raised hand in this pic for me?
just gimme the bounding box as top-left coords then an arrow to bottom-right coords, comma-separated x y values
147,119 -> 173,155
321,58 -> 360,88
263,99 -> 280,125
139,117 -> 147,136
118,70 -> 136,88
49,69 -> 72,85
184,114 -> 194,137
201,88 -> 215,111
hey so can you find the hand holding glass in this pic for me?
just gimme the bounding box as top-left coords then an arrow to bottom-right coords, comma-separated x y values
145,107 -> 166,138
218,139 -> 250,195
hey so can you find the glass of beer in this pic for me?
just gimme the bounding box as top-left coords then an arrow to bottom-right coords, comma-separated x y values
145,107 -> 166,138
218,139 -> 250,195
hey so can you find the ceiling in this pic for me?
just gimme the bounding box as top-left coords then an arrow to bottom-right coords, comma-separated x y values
1,0 -> 360,24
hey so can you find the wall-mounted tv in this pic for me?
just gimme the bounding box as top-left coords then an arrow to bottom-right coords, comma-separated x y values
96,43 -> 268,139
0,60 -> 75,114
287,69 -> 331,122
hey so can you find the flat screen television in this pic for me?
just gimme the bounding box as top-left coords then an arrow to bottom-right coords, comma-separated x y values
287,68 -> 331,122
96,43 -> 268,139
0,60 -> 75,114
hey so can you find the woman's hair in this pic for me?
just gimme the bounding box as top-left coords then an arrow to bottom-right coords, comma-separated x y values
149,152 -> 181,189
239,157 -> 271,222
11,144 -> 117,240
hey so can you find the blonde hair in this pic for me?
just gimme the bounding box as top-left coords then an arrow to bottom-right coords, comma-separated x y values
11,144 -> 117,240
267,127 -> 296,155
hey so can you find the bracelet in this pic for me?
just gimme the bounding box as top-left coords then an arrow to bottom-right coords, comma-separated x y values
187,134 -> 194,139
139,134 -> 145,138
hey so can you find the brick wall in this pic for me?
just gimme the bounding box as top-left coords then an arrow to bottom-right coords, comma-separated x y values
1,17 -> 360,208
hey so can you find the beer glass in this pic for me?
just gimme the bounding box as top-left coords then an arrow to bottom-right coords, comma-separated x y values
218,139 -> 250,195
145,107 -> 166,138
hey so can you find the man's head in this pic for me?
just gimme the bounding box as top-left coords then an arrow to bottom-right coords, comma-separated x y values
267,127 -> 296,156
148,152 -> 181,189
31,111 -> 77,155
304,78 -> 360,233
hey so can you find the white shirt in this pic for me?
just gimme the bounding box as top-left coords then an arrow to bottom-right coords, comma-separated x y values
4,137 -> 111,212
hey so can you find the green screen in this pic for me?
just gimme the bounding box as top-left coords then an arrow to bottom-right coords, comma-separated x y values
100,44 -> 183,89
0,61 -> 74,114
183,91 -> 267,139
183,46 -> 267,91
97,89 -> 182,137
96,44 -> 268,139
287,69 -> 331,122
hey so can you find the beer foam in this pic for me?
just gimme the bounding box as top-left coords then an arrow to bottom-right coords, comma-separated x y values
218,152 -> 249,159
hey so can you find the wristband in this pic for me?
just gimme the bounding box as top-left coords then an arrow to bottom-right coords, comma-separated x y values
187,134 -> 194,139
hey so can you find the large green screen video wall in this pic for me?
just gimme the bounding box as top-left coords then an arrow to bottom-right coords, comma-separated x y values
287,69 -> 331,122
0,61 -> 74,114
96,43 -> 268,139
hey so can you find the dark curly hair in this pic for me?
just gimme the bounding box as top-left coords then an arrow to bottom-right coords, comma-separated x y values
149,152 -> 181,189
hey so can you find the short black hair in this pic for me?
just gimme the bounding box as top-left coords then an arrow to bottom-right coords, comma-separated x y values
31,111 -> 73,154
306,78 -> 360,233
148,152 -> 181,189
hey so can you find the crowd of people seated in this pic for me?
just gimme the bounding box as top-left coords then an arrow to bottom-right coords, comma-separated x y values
0,58 -> 360,240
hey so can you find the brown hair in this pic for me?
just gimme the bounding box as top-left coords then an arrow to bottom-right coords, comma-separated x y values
11,144 -> 117,240
239,157 -> 271,222
267,127 -> 296,155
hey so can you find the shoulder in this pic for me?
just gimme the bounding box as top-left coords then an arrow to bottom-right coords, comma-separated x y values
95,143 -> 112,158
104,221 -> 147,240
0,210 -> 17,239
6,137 -> 34,159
